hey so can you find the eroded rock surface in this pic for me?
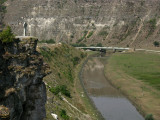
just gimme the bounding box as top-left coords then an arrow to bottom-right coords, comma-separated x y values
0,36 -> 50,120
3,0 -> 160,48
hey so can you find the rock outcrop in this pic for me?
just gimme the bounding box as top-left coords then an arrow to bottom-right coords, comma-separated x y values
0,36 -> 50,120
3,0 -> 160,48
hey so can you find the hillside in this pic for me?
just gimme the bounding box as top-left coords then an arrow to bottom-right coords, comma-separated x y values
38,44 -> 99,120
3,0 -> 160,48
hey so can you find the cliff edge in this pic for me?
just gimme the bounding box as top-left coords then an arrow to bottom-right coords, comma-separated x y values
0,36 -> 50,120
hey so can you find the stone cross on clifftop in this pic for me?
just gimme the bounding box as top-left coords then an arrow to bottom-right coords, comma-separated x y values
23,22 -> 27,36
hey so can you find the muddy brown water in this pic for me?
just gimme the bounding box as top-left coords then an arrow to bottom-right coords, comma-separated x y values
81,56 -> 144,120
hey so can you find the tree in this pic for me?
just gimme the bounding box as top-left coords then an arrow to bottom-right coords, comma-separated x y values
96,43 -> 103,47
145,114 -> 154,120
153,41 -> 159,47
0,26 -> 15,43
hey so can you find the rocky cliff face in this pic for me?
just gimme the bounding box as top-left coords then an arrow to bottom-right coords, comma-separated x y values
0,36 -> 50,120
3,0 -> 160,48
0,0 -> 6,31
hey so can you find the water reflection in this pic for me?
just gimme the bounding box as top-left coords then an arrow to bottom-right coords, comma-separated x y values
82,57 -> 144,120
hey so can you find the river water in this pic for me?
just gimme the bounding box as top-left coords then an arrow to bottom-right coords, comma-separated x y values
81,56 -> 144,120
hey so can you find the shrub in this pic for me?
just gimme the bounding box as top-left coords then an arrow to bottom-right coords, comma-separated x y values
49,85 -> 71,98
60,85 -> 71,98
77,30 -> 88,43
96,43 -> 103,47
87,31 -> 94,38
153,41 -> 159,47
98,31 -> 108,36
90,44 -> 95,46
39,39 -> 55,44
145,114 -> 154,120
49,87 -> 60,95
60,109 -> 69,120
147,18 -> 156,37
0,0 -> 7,13
80,52 -> 86,58
72,56 -> 80,65
0,26 -> 15,43
71,43 -> 87,47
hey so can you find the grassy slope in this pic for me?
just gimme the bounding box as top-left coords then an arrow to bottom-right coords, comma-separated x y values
105,51 -> 160,120
38,44 -> 98,120
109,52 -> 160,90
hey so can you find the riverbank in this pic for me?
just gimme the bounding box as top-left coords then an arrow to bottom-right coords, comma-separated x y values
105,51 -> 160,120
38,44 -> 99,120
75,51 -> 103,120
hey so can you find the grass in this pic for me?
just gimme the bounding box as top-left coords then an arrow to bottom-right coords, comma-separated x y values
109,52 -> 160,90
40,44 -> 100,120
105,51 -> 160,120
49,85 -> 71,98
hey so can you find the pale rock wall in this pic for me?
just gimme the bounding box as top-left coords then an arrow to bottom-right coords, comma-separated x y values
4,0 -> 160,48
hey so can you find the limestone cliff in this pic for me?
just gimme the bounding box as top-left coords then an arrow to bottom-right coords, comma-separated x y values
0,36 -> 50,120
3,0 -> 160,48
0,0 -> 6,31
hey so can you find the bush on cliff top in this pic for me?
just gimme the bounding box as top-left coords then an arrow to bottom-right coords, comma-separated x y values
0,26 -> 15,43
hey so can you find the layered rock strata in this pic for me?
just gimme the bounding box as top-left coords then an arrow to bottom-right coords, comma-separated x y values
0,36 -> 50,120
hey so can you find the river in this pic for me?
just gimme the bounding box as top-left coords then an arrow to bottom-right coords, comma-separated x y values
81,56 -> 144,120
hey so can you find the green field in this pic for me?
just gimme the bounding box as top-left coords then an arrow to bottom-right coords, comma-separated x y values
109,52 -> 160,90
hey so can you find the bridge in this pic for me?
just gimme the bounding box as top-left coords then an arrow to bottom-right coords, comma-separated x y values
76,47 -> 130,52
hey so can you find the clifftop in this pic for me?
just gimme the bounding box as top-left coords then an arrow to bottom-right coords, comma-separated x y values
0,36 -> 50,120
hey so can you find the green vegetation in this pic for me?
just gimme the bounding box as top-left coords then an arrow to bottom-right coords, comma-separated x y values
147,18 -> 156,37
38,39 -> 55,44
145,114 -> 154,120
109,52 -> 160,90
39,46 -> 53,61
120,30 -> 131,41
77,30 -> 88,43
72,56 -> 80,66
153,41 -> 159,47
0,26 -> 15,43
96,43 -> 102,47
60,109 -> 69,120
98,31 -> 108,36
71,43 -> 87,47
70,34 -> 74,38
41,44 -> 86,83
0,0 -> 7,13
87,31 -> 94,38
42,44 -> 95,120
49,85 -> 71,98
